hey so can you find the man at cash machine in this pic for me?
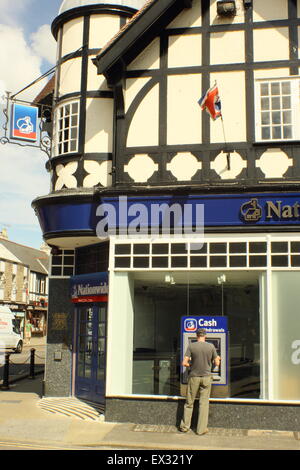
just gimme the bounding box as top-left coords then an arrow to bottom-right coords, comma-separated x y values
179,328 -> 221,436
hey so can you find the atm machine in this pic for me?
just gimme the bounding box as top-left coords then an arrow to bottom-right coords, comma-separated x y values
180,316 -> 229,398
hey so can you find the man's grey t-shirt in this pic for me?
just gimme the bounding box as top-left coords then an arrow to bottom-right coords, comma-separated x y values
185,341 -> 218,377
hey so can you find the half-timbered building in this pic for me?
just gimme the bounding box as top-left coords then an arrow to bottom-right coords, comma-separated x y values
33,0 -> 300,430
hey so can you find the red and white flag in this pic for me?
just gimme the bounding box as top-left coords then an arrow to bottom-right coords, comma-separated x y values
198,84 -> 222,120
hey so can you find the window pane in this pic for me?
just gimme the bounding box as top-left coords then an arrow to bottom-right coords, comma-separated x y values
271,97 -> 280,110
262,127 -> 271,139
281,82 -> 291,95
283,126 -> 292,139
70,140 -> 77,152
282,96 -> 291,109
260,83 -> 269,96
282,111 -> 291,124
271,82 -> 280,95
71,115 -> 78,126
72,102 -> 78,114
261,112 -> 270,125
272,126 -> 281,139
71,128 -> 77,139
261,97 -> 270,110
271,111 -> 281,124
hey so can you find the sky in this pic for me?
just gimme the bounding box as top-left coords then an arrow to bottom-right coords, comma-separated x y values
0,0 -> 62,249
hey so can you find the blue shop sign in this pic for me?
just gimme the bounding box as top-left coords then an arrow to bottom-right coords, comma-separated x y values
181,316 -> 228,334
70,272 -> 108,303
11,103 -> 38,142
36,192 -> 300,237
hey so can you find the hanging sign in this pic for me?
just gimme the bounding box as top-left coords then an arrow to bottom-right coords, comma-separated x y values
11,103 -> 39,142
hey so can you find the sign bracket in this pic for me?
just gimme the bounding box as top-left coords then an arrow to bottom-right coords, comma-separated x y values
0,91 -> 52,159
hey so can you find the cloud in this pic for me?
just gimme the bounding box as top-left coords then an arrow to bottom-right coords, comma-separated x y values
0,24 -> 44,100
30,24 -> 56,66
0,4 -> 55,247
0,144 -> 49,227
0,0 -> 33,27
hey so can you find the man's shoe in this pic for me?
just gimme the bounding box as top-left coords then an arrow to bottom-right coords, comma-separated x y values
179,427 -> 189,433
197,429 -> 208,436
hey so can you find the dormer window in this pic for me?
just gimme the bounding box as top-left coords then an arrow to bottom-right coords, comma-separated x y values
255,77 -> 300,142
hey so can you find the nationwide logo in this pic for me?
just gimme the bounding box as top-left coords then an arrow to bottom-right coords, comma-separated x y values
240,198 -> 300,223
240,198 -> 262,222
184,318 -> 197,332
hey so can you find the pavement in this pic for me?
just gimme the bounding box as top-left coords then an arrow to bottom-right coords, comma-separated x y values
0,338 -> 300,451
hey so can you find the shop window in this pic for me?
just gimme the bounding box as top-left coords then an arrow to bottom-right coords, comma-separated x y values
53,101 -> 79,156
271,272 -> 300,400
255,78 -> 300,142
133,279 -> 260,399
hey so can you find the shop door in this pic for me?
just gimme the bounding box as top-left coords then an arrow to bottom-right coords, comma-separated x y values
75,303 -> 107,404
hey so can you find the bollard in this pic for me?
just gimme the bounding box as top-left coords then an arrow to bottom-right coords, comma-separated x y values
29,348 -> 35,380
1,353 -> 10,390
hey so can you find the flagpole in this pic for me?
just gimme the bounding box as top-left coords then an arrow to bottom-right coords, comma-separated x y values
218,84 -> 230,171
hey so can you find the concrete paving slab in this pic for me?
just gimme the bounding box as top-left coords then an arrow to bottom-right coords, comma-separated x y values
0,375 -> 300,450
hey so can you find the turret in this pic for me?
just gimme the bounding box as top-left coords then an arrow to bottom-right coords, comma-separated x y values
49,0 -> 145,192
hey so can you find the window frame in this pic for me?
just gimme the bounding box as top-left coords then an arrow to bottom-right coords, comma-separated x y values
255,76 -> 300,143
53,100 -> 80,156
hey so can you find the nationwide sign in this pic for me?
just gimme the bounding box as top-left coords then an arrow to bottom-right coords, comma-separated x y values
70,272 -> 108,303
11,103 -> 38,142
35,192 -> 300,239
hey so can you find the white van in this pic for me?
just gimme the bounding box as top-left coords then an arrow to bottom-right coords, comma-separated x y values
0,306 -> 23,353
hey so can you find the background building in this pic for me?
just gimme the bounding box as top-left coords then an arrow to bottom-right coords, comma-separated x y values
33,0 -> 300,430
0,230 -> 49,337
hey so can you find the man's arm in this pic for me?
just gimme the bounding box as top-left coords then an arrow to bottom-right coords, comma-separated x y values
214,355 -> 221,367
182,356 -> 191,368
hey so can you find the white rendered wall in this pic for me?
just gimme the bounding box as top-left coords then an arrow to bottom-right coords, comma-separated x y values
106,271 -> 134,396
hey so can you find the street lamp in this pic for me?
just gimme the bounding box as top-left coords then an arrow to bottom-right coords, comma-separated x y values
217,1 -> 237,16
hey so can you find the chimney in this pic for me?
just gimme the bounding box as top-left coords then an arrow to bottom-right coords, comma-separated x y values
0,228 -> 8,239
